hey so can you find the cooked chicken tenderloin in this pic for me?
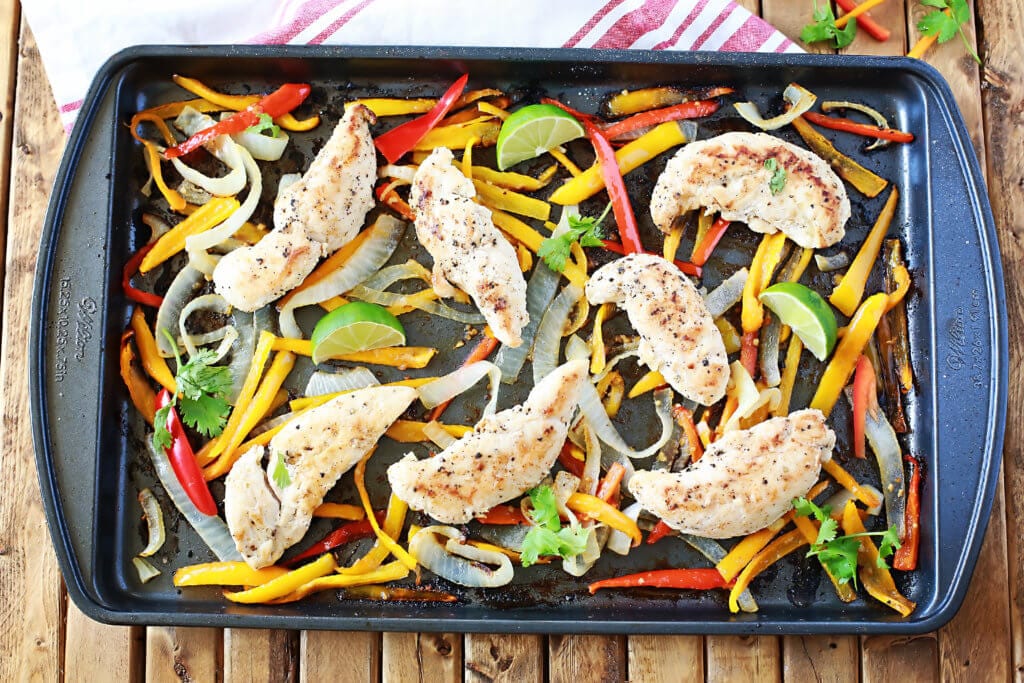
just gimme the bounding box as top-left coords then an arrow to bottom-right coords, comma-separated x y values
225,385 -> 417,569
387,359 -> 588,524
650,131 -> 850,249
628,409 -> 834,539
409,147 -> 529,347
586,253 -> 729,406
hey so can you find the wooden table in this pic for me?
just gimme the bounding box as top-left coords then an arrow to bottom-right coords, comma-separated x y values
1,0 -> 1018,680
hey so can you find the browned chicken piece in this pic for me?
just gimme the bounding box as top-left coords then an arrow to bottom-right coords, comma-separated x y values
409,147 -> 529,347
224,385 -> 417,568
387,359 -> 588,524
650,132 -> 850,249
586,253 -> 729,406
628,409 -> 835,538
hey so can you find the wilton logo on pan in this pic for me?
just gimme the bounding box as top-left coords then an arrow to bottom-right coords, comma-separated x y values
52,277 -> 98,382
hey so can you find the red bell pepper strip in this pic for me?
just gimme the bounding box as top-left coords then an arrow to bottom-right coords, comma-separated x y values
690,217 -> 731,267
427,334 -> 500,422
155,389 -> 218,516
802,111 -> 914,143
602,240 -> 702,278
893,454 -> 921,571
476,505 -> 530,525
557,441 -> 586,478
600,99 -> 720,141
375,74 -> 469,164
165,83 -> 312,159
596,462 -> 627,504
646,519 -> 675,545
835,0 -> 891,41
123,244 -> 164,308
852,355 -> 876,459
584,120 -> 644,254
539,97 -> 596,123
281,513 -> 384,567
740,331 -> 758,377
588,568 -> 731,593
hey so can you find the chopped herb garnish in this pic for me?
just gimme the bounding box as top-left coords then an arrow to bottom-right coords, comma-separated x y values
538,204 -> 611,273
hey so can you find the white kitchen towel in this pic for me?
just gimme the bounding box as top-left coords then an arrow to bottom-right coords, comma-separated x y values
21,0 -> 800,132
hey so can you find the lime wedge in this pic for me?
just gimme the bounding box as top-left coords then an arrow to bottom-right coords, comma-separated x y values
759,282 -> 838,361
495,103 -> 585,170
310,302 -> 406,364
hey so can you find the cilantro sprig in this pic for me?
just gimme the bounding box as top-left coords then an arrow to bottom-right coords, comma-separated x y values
246,112 -> 282,138
917,0 -> 981,65
765,158 -> 787,195
152,329 -> 233,450
793,497 -> 901,587
538,204 -> 611,273
800,0 -> 857,49
520,485 -> 590,567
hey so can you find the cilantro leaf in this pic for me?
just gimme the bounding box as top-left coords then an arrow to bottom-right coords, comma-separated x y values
918,10 -> 958,41
816,516 -> 839,546
538,204 -> 610,272
765,158 -> 787,195
801,0 -> 858,48
177,351 -> 233,402
917,0 -> 981,64
247,113 -> 281,138
792,496 -> 831,523
527,485 -> 561,530
154,327 -> 234,442
271,451 -> 292,489
811,536 -> 862,586
876,525 -> 902,568
178,393 -> 230,438
949,0 -> 970,25
152,405 -> 173,451
520,525 -> 591,567
920,0 -> 947,7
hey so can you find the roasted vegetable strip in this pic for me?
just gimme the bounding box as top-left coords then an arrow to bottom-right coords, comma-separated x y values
823,458 -> 883,509
893,455 -> 922,571
174,562 -> 288,587
589,568 -> 730,593
354,453 -> 418,571
831,188 -> 898,316
130,308 -> 175,393
155,389 -> 218,516
140,197 -> 239,273
803,111 -> 914,143
282,514 -> 383,568
271,561 -> 410,604
341,493 -> 410,574
728,529 -> 807,613
690,217 -> 730,266
791,115 -> 888,197
840,500 -> 916,616
791,514 -> 857,602
811,293 -> 888,416
584,119 -> 643,253
601,86 -> 734,117
123,244 -> 164,308
600,99 -> 719,140
120,331 -> 157,424
171,75 -> 319,131
567,493 -> 642,546
224,553 -> 337,604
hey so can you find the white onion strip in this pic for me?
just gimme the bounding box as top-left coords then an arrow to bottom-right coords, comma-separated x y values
423,421 -> 458,449
532,284 -> 581,385
178,293 -> 231,358
734,83 -> 817,131
304,367 -> 379,397
137,488 -> 165,557
578,384 -> 674,459
703,268 -> 748,319
409,526 -> 513,588
348,285 -> 486,324
607,502 -> 642,556
231,128 -> 289,161
132,557 -> 162,583
417,361 -> 501,416
495,254 -> 560,383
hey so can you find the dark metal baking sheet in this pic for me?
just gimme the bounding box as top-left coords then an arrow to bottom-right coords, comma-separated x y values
29,45 -> 1006,634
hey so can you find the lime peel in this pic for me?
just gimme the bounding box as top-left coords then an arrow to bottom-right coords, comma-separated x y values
310,302 -> 406,364
760,282 -> 838,361
496,104 -> 585,171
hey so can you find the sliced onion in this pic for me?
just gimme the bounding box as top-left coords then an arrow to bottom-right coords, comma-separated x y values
178,293 -> 231,357
132,557 -> 162,583
141,213 -> 172,244
423,420 -> 458,449
680,534 -> 758,612
579,384 -> 674,460
552,471 -> 581,518
380,164 -> 418,183
565,334 -> 589,362
734,83 -> 817,131
232,128 -> 289,161
361,260 -> 431,289
591,343 -> 640,385
279,215 -> 406,338
176,180 -> 213,206
137,488 -> 165,557
418,361 -> 501,416
171,109 -> 247,196
227,306 -> 273,403
561,525 -> 603,577
494,253 -> 560,383
723,362 -> 781,432
146,440 -> 241,561
250,410 -> 297,437
155,266 -> 206,357
703,268 -> 748,319
759,316 -> 782,388
823,484 -> 883,517
821,100 -> 892,151
476,524 -> 532,552
409,525 -> 513,588
305,367 -> 379,396
607,502 -> 642,556
278,173 -> 302,198
532,284 -> 582,385
846,388 -> 906,537
348,285 -> 486,324
815,252 -> 850,272
581,423 -> 602,495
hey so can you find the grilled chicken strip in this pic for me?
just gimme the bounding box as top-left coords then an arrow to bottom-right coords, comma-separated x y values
650,131 -> 850,249
225,385 -> 417,568
387,359 -> 588,524
409,148 -> 529,347
586,253 -> 729,406
213,105 -> 377,311
628,409 -> 834,538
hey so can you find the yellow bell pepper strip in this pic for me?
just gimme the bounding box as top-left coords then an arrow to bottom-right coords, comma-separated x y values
141,141 -> 187,212
139,197 -> 239,273
810,292 -> 888,416
742,232 -> 789,334
840,500 -> 916,616
412,118 -> 501,151
885,263 -> 911,312
691,211 -> 713,260
549,147 -> 582,177
601,86 -> 735,118
470,165 -> 556,192
832,0 -> 886,28
223,553 -> 337,604
171,75 -> 319,131
590,303 -> 615,374
384,420 -> 473,443
461,136 -> 477,180
715,317 -> 742,354
831,188 -> 898,316
130,308 -> 176,393
662,221 -> 685,262
791,514 -> 857,603
270,337 -> 437,369
473,179 -> 551,222
566,492 -> 642,547
174,562 -> 289,587
476,101 -> 510,120
119,330 -> 157,424
313,502 -> 366,520
269,561 -> 410,604
131,110 -> 178,147
352,453 -> 418,572
548,120 -> 693,205
352,98 -> 437,116
467,540 -> 535,564
597,371 -> 625,419
203,350 -> 295,480
489,209 -> 545,253
277,228 -> 374,309
728,529 -> 808,613
791,116 -> 888,197
562,242 -> 590,291
340,494 -> 410,575
288,378 -> 437,412
773,335 -> 804,417
823,458 -> 883,509
628,370 -> 668,399
134,99 -> 224,131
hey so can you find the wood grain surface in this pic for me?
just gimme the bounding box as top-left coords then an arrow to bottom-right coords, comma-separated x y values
1,2 -> 1019,681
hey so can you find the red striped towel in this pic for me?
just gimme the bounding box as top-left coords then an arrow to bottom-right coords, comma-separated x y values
22,0 -> 798,132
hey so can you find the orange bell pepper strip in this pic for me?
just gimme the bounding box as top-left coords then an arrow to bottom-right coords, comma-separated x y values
729,529 -> 808,613
791,514 -> 858,602
427,335 -> 500,422
893,454 -> 922,571
119,330 -> 157,424
690,217 -> 730,266
312,502 -> 366,520
566,493 -> 641,547
596,462 -> 627,504
823,458 -> 883,509
130,308 -> 175,393
831,188 -> 899,316
840,500 -> 916,616
791,115 -> 888,197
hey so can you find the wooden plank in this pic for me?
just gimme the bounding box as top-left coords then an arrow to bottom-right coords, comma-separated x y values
762,0 -> 833,53
0,0 -> 18,293
224,629 -> 298,683
734,0 -> 761,15
0,21 -> 65,683
628,635 -> 703,683
861,634 -> 938,682
841,0 -> 909,55
382,632 -> 460,683
783,635 -> 858,683
549,635 -> 625,683
706,636 -> 781,683
301,631 -> 379,682
146,627 -> 221,683
464,634 -> 543,683
64,602 -> 144,682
